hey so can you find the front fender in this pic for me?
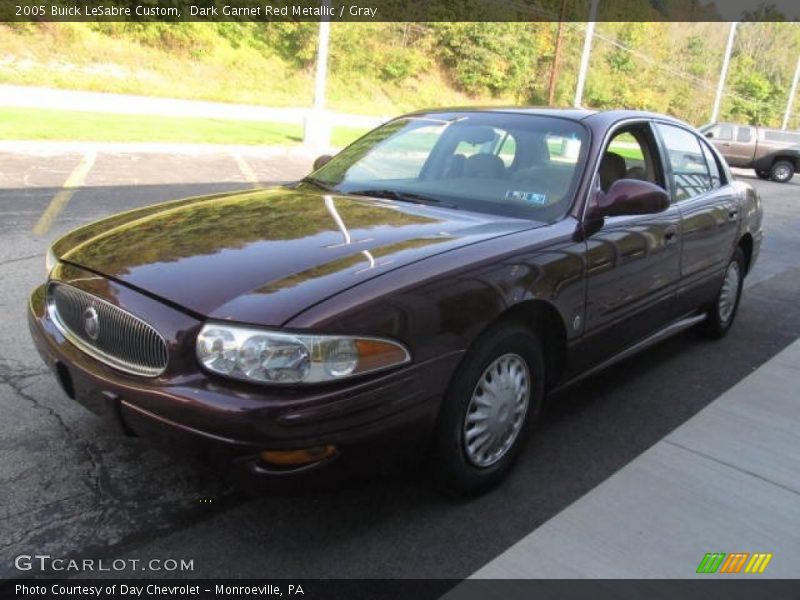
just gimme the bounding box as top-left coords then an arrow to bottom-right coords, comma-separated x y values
284,218 -> 586,366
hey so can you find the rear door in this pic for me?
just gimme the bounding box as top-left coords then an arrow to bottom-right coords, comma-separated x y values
654,123 -> 740,316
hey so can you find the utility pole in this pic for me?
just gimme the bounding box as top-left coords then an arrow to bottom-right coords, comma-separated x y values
312,18 -> 330,111
573,0 -> 599,108
547,0 -> 568,106
304,2 -> 332,149
710,22 -> 737,124
781,54 -> 800,130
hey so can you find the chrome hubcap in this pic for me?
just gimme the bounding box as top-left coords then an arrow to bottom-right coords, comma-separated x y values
463,353 -> 530,468
718,261 -> 740,324
775,165 -> 791,180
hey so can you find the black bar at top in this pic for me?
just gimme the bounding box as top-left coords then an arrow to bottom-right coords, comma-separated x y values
2,0 -> 799,23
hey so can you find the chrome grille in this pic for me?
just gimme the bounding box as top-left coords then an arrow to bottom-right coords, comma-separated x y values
47,283 -> 168,377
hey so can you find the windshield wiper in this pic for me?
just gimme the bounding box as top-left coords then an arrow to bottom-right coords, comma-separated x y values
351,189 -> 455,208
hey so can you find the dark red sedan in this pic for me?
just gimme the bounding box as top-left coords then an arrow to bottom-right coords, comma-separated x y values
28,109 -> 763,493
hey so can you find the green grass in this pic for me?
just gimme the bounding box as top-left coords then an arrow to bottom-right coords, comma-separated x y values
608,145 -> 645,161
0,23 -> 513,117
608,138 -> 644,161
0,107 -> 369,147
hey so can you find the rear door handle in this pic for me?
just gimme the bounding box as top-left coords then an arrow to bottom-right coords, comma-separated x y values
664,226 -> 679,244
729,209 -> 739,220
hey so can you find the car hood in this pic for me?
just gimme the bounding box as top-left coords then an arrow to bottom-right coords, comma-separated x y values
56,186 -> 539,326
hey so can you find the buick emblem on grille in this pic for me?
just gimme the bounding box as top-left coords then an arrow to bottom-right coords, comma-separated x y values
83,306 -> 100,341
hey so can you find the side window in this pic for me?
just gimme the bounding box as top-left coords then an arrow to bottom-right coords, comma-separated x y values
705,124 -> 733,141
599,128 -> 657,192
718,124 -> 734,140
495,133 -> 517,167
700,142 -> 722,189
608,132 -> 644,165
736,127 -> 752,143
656,123 -> 713,201
546,133 -> 582,164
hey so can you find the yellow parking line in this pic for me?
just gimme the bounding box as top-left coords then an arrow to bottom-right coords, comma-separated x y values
232,153 -> 259,188
33,152 -> 97,236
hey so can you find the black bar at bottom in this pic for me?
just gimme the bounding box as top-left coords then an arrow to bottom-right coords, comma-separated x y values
2,579 -> 799,600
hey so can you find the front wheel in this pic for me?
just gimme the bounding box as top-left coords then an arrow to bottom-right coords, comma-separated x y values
430,322 -> 545,495
699,247 -> 745,339
769,160 -> 794,183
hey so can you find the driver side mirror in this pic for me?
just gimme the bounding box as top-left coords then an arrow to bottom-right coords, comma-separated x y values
592,179 -> 670,218
313,154 -> 333,171
704,131 -> 714,139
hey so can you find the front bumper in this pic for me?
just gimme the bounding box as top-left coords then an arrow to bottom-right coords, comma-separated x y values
27,274 -> 461,489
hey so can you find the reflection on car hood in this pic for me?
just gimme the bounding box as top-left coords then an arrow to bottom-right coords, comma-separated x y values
55,187 -> 540,326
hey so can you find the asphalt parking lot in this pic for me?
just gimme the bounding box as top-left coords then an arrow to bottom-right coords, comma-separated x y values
1,148 -> 799,579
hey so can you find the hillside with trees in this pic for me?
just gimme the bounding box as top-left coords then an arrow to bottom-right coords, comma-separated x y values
2,20 -> 800,127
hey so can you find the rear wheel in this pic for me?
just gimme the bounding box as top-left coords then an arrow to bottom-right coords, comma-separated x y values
699,247 -> 745,339
755,169 -> 770,180
769,160 -> 794,183
430,322 -> 544,495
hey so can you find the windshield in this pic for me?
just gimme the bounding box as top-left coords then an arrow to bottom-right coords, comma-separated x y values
308,112 -> 589,221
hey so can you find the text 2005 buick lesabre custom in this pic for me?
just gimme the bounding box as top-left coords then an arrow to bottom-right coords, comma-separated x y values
29,109 -> 763,493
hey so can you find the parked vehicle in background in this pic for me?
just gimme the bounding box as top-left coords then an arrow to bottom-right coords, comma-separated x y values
701,122 -> 800,183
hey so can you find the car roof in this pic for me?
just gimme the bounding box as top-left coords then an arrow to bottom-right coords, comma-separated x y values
401,106 -> 691,128
403,106 -> 596,120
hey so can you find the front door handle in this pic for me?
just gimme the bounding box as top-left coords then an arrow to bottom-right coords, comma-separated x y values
729,208 -> 739,220
664,225 -> 679,244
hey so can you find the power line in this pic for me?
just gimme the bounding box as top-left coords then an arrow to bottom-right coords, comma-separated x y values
399,14 -> 771,116
573,22 -> 764,110
468,5 -> 765,111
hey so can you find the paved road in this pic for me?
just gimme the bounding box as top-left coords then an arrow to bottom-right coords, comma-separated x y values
0,152 -> 798,579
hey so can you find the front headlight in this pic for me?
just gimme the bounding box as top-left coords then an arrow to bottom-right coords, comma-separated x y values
45,247 -> 57,275
196,323 -> 410,384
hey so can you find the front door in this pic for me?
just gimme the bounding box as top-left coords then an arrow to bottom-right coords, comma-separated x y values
577,122 -> 682,371
725,125 -> 756,167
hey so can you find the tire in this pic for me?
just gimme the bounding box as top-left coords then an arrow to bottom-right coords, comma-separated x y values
755,169 -> 770,180
430,322 -> 545,495
769,160 -> 794,183
699,247 -> 745,339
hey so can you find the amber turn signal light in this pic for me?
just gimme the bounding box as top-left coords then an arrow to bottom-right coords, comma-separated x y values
354,339 -> 409,374
260,445 -> 337,467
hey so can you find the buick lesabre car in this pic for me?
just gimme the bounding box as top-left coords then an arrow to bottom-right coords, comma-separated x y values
29,109 -> 763,493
